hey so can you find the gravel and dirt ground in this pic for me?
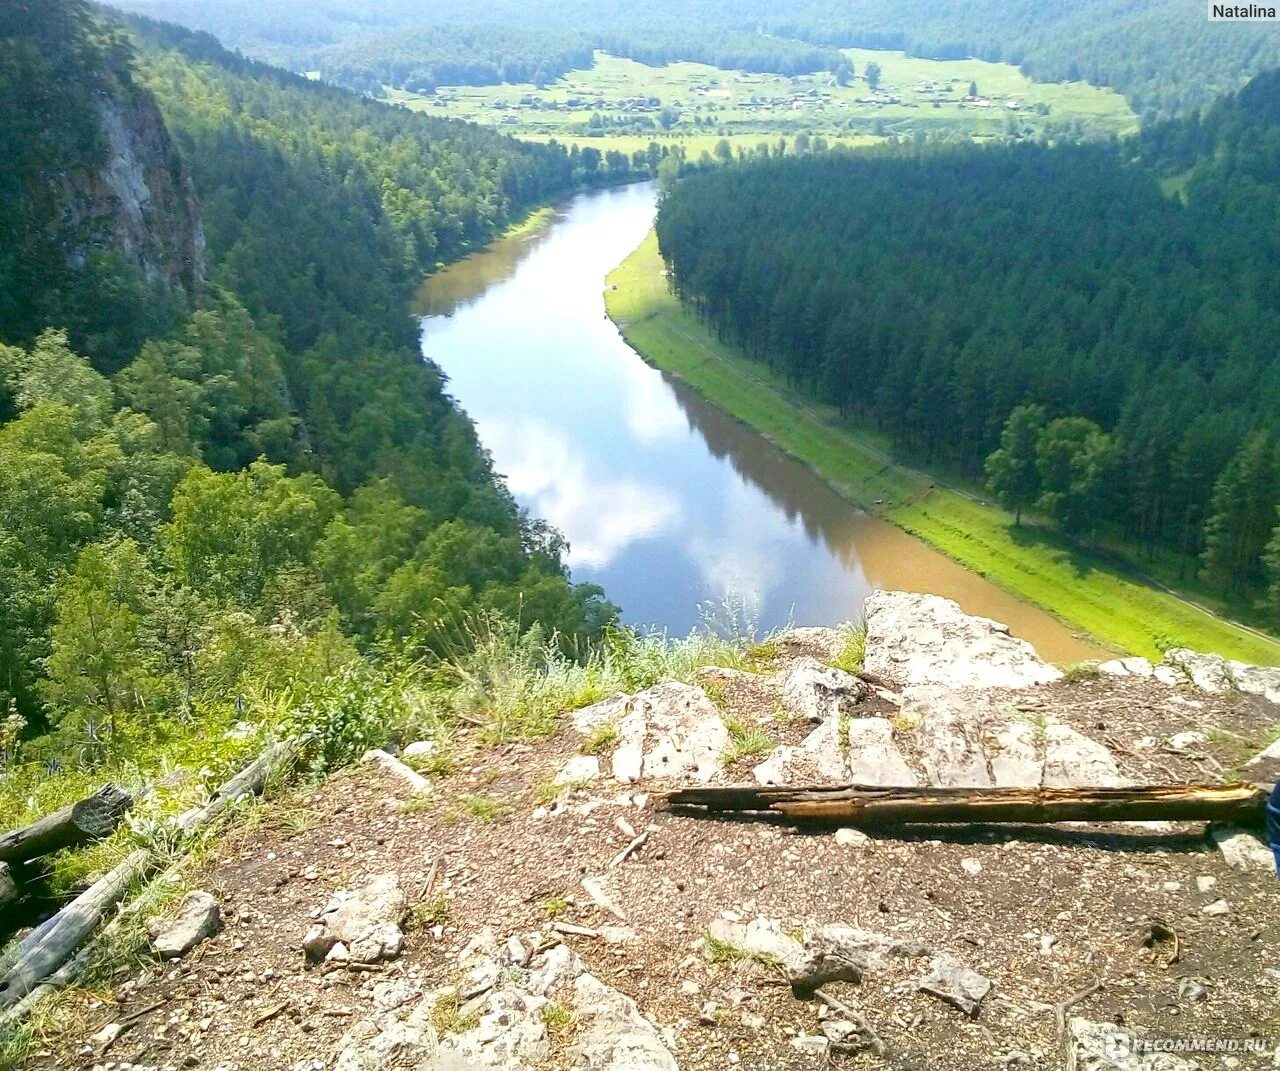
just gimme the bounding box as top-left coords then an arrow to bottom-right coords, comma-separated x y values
20,618 -> 1280,1071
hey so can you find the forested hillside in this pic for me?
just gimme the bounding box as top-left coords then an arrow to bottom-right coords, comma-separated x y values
111,0 -> 1280,119
317,24 -> 841,96
0,0 -> 615,773
655,71 -> 1280,626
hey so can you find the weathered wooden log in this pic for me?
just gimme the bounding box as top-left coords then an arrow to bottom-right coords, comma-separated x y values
0,738 -> 302,1019
0,848 -> 152,1009
177,737 -> 302,832
663,782 -> 1270,826
0,863 -> 17,913
0,784 -> 132,865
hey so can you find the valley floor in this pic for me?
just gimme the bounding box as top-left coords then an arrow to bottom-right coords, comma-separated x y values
604,232 -> 1280,665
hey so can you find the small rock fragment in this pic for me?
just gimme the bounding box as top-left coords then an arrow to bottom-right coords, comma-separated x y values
917,955 -> 992,1017
147,890 -> 221,960
1177,978 -> 1207,1003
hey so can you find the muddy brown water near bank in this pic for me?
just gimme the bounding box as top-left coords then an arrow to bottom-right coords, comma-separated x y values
413,182 -> 1103,664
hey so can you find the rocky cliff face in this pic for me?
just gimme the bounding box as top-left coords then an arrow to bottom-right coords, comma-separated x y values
57,82 -> 205,304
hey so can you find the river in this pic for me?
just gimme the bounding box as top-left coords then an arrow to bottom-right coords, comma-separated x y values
414,182 -> 1101,664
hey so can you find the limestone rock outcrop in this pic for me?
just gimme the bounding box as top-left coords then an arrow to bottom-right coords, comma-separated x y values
863,591 -> 1062,690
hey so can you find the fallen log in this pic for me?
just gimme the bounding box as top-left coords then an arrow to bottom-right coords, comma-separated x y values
0,848 -> 152,1010
0,784 -> 132,865
663,782 -> 1270,826
0,738 -> 302,1017
177,737 -> 301,832
0,863 -> 17,913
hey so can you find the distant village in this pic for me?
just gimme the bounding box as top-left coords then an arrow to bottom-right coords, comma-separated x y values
420,68 -> 1035,127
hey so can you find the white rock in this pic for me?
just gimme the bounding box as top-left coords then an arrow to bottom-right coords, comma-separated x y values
772,626 -> 847,662
360,749 -> 431,795
1210,825 -> 1276,872
917,955 -> 992,1016
863,591 -> 1061,690
402,740 -> 436,758
754,714 -> 846,786
779,657 -> 869,722
1098,657 -> 1154,678
1167,731 -> 1207,751
1069,1017 -> 1198,1070
1227,660 -> 1280,704
571,973 -> 679,1070
835,827 -> 871,848
555,754 -> 600,784
986,720 -> 1043,787
574,681 -> 729,784
1162,649 -> 1233,693
960,858 -> 982,876
1201,898 -> 1231,917
304,874 -> 407,964
790,924 -> 925,989
146,890 -> 221,960
1041,721 -> 1126,788
904,687 -> 991,787
706,917 -> 806,973
846,717 -> 918,786
91,1022 -> 123,1048
790,1035 -> 830,1056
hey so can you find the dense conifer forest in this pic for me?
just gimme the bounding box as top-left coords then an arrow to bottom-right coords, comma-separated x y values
0,0 -> 619,761
655,71 -> 1280,624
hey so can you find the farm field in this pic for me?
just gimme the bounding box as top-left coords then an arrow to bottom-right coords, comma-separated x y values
387,49 -> 1138,142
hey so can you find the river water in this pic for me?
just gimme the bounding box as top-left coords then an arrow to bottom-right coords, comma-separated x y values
414,182 -> 1100,664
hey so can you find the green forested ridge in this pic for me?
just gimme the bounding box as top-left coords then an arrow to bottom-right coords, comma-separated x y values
326,25 -> 843,97
110,0 -> 1280,119
655,70 -> 1280,631
0,0 -> 618,789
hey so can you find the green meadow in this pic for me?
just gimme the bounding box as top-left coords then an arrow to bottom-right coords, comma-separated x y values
388,48 -> 1137,142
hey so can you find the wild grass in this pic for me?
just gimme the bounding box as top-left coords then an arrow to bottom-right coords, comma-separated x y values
458,793 -> 510,822
705,932 -> 781,968
531,776 -> 593,807
1061,661 -> 1103,683
830,624 -> 867,674
403,747 -> 456,778
580,722 -> 619,755
422,612 -> 746,742
541,1001 -> 577,1043
721,714 -> 774,766
407,893 -> 449,930
432,991 -> 480,1035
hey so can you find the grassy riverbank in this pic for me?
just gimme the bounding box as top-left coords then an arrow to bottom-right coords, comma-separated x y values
605,232 -> 1280,664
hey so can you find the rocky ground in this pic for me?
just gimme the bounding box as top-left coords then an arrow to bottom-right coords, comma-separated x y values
26,593 -> 1280,1071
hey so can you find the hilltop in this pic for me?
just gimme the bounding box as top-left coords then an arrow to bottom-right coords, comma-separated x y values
20,592 -> 1280,1071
